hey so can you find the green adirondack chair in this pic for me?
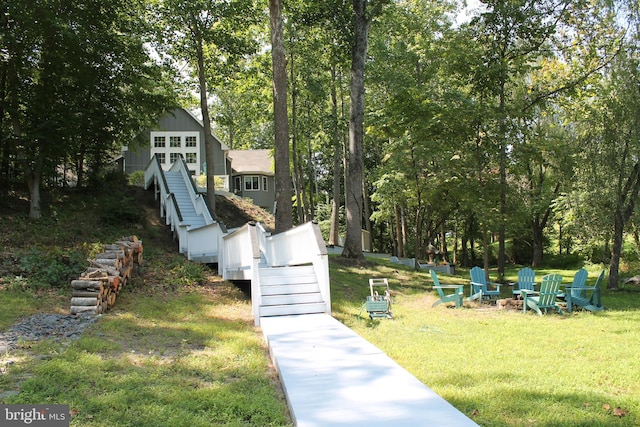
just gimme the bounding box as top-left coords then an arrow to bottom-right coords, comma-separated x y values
522,273 -> 564,316
468,266 -> 501,301
565,270 -> 605,312
513,267 -> 536,297
431,270 -> 464,309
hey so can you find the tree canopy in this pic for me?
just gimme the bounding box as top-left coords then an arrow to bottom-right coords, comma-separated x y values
3,0 -> 640,287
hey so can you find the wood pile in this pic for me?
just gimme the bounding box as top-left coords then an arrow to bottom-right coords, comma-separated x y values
70,236 -> 143,315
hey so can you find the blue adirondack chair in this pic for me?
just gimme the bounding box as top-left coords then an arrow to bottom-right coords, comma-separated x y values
431,269 -> 464,309
565,270 -> 605,312
513,267 -> 536,297
468,266 -> 502,301
522,273 -> 564,316
557,268 -> 588,301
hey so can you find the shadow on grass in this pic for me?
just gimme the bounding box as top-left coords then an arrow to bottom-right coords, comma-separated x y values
5,284 -> 291,427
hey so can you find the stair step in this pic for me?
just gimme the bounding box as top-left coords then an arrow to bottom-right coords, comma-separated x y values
259,265 -> 315,277
261,293 -> 324,306
261,283 -> 320,296
260,274 -> 318,286
259,302 -> 327,317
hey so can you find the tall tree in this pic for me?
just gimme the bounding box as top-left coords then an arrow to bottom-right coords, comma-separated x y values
152,0 -> 258,216
342,0 -> 389,259
270,0 -> 293,232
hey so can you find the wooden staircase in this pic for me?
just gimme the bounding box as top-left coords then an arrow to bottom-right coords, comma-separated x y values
258,265 -> 327,318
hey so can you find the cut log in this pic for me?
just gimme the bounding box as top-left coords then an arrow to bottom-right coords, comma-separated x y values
95,251 -> 125,260
84,266 -> 120,277
70,297 -> 99,306
70,306 -> 98,315
94,258 -> 119,268
71,280 -> 103,290
72,291 -> 101,298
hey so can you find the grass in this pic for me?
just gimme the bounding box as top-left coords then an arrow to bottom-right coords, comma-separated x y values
1,265 -> 291,426
330,258 -> 640,426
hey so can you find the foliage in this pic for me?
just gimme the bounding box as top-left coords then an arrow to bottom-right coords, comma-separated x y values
128,171 -> 146,187
18,248 -> 85,289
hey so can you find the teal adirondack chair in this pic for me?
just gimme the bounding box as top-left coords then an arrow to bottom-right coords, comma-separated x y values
513,267 -> 536,297
431,270 -> 464,309
468,266 -> 502,301
522,273 -> 564,316
558,268 -> 588,301
565,270 -> 605,312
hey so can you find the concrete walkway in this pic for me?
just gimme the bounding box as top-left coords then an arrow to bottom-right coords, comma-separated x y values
260,314 -> 478,427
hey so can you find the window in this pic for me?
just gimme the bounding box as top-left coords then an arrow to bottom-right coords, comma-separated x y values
156,153 -> 166,164
154,136 -> 166,147
244,176 -> 259,191
234,176 -> 241,193
262,176 -> 268,192
185,152 -> 197,164
170,153 -> 180,164
170,136 -> 181,147
185,136 -> 197,147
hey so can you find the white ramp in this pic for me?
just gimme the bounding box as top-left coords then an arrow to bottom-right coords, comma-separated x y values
261,314 -> 478,427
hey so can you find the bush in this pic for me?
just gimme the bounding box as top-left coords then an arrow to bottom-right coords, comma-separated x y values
19,247 -> 85,288
128,171 -> 145,187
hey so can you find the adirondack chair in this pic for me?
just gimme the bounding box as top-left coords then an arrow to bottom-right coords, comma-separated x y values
513,267 -> 536,297
468,266 -> 502,302
430,270 -> 464,309
565,270 -> 605,313
522,273 -> 564,316
359,278 -> 393,319
557,268 -> 588,301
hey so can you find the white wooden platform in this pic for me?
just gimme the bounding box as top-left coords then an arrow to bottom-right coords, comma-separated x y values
260,314 -> 478,427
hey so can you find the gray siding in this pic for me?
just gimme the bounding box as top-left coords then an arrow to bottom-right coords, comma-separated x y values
123,108 -> 227,176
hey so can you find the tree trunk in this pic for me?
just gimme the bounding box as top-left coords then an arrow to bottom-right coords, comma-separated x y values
290,51 -> 304,224
497,81 -> 507,277
26,160 -> 42,219
362,177 -> 372,251
328,65 -> 341,246
609,162 -> 640,289
342,0 -> 370,259
270,0 -> 293,233
394,204 -> 403,258
195,38 -> 216,215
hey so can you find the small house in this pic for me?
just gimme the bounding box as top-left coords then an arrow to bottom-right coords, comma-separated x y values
228,149 -> 275,213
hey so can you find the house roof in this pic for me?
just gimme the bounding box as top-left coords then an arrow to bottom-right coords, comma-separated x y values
228,149 -> 274,176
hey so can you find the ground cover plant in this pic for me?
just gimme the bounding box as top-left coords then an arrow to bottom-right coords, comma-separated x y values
330,258 -> 640,426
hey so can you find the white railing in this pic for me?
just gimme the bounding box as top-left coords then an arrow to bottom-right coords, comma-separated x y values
171,157 -> 215,226
221,223 -> 262,321
260,221 -> 331,316
144,155 -> 184,238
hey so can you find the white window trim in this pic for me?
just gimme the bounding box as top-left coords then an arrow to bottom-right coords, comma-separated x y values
244,175 -> 260,192
150,131 -> 200,175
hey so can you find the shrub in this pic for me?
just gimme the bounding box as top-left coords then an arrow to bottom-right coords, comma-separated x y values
19,247 -> 85,288
128,171 -> 145,187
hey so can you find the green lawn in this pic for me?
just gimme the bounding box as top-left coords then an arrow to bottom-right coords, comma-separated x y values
330,258 -> 640,426
3,226 -> 639,426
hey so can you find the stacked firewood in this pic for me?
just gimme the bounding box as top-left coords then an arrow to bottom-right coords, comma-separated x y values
70,236 -> 143,315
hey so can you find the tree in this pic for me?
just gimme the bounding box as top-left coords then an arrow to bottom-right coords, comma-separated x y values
152,0 -> 259,216
3,0 -> 174,218
270,0 -> 293,232
342,0 -> 389,259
